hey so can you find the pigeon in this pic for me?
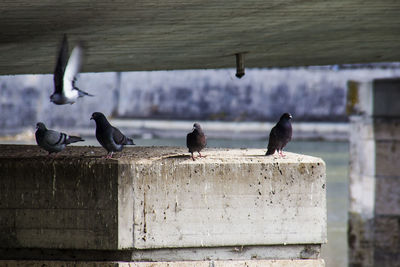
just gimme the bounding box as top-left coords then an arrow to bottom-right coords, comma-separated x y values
265,113 -> 293,157
35,122 -> 84,154
50,34 -> 93,105
90,112 -> 135,158
186,123 -> 207,161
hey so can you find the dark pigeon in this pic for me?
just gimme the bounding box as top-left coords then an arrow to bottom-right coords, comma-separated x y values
35,122 -> 84,154
50,34 -> 93,105
186,123 -> 207,161
265,113 -> 293,157
90,112 -> 135,158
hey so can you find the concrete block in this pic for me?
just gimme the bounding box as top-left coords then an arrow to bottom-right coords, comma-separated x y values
127,150 -> 326,249
346,80 -> 374,116
0,260 -> 325,267
0,145 -> 326,251
374,250 -> 400,267
0,153 -> 120,250
375,176 -> 400,216
373,78 -> 400,117
347,78 -> 400,118
348,174 -> 376,219
373,118 -> 400,141
348,212 -> 374,267
349,116 -> 374,140
374,217 -> 400,253
0,244 -> 321,262
375,141 -> 400,177
127,245 -> 321,262
212,259 -> 324,267
348,77 -> 400,267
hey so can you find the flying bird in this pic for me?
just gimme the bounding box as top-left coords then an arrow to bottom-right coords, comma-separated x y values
50,34 -> 93,105
35,122 -> 84,154
186,123 -> 207,161
265,113 -> 292,157
91,112 -> 135,158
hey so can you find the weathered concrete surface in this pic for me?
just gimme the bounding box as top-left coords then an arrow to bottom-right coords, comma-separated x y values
0,259 -> 325,267
0,145 -> 326,251
0,245 -> 320,262
129,152 -> 326,249
347,79 -> 400,267
1,1 -> 400,74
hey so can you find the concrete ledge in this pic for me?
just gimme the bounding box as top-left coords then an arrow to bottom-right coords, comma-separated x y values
0,259 -> 325,267
0,245 -> 321,262
0,145 -> 326,251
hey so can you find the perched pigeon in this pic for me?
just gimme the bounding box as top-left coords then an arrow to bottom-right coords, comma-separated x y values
50,34 -> 93,105
90,112 -> 135,158
35,122 -> 84,154
186,123 -> 207,161
265,113 -> 293,157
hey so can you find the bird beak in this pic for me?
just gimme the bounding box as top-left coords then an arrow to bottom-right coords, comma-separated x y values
289,115 -> 293,119
90,116 -> 93,120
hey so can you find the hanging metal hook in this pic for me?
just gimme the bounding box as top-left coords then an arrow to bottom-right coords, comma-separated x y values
235,53 -> 245,78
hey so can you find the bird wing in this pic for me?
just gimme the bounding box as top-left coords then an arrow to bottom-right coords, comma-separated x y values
186,132 -> 194,148
44,129 -> 66,146
200,133 -> 207,147
267,126 -> 279,152
53,35 -> 69,94
63,44 -> 83,97
112,126 -> 128,145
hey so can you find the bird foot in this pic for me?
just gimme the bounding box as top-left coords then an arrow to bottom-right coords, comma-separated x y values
197,153 -> 207,158
104,154 -> 113,159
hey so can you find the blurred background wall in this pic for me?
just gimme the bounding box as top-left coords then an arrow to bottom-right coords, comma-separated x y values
1,65 -> 400,136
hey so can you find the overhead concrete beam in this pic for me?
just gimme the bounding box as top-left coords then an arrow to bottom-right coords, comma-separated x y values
0,0 -> 400,74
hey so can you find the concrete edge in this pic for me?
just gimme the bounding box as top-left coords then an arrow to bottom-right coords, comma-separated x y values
0,259 -> 325,267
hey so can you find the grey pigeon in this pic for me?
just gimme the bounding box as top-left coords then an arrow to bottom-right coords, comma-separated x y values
35,122 -> 84,154
265,113 -> 292,157
91,112 -> 135,158
186,123 -> 207,161
50,34 -> 93,105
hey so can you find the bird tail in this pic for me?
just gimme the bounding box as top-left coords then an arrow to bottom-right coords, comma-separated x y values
75,87 -> 94,97
126,138 -> 135,145
66,135 -> 84,144
265,149 -> 274,156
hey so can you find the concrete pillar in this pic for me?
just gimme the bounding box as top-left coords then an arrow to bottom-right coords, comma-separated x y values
347,78 -> 400,266
0,145 -> 326,266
